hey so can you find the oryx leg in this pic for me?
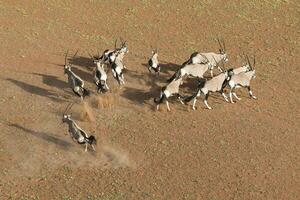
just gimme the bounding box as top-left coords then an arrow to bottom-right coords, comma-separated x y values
204,93 -> 212,110
121,74 -> 125,84
247,86 -> 257,99
192,98 -> 197,110
105,83 -> 109,90
229,87 -> 235,103
177,94 -> 185,105
85,143 -> 88,152
156,104 -> 160,111
156,93 -> 163,111
233,92 -> 241,100
91,144 -> 96,151
166,100 -> 170,112
220,88 -> 229,102
217,66 -> 223,72
210,69 -> 214,77
112,69 -> 117,78
192,91 -> 201,110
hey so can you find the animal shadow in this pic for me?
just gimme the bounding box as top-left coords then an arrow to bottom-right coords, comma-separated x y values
141,61 -> 181,75
9,123 -> 72,150
69,56 -> 94,71
6,78 -> 66,102
32,73 -> 68,90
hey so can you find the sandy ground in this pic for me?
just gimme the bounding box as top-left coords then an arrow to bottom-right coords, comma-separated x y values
0,0 -> 299,199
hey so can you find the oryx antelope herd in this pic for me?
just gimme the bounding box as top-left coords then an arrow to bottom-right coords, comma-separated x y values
61,38 -> 257,151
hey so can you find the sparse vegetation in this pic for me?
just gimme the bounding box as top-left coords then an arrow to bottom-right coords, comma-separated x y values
0,0 -> 299,199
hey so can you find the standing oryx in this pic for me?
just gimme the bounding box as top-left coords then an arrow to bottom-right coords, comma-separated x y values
154,77 -> 185,111
201,38 -> 229,77
64,50 -> 90,100
62,103 -> 97,152
88,52 -> 109,93
148,49 -> 160,75
184,63 -> 234,110
185,38 -> 228,77
228,55 -> 257,103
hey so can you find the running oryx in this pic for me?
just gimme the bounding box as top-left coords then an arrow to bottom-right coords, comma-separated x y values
62,103 -> 97,152
154,77 -> 185,111
100,38 -> 128,65
111,50 -> 125,85
148,48 -> 160,75
228,55 -> 257,103
184,63 -> 234,110
64,50 -> 90,100
88,52 -> 109,93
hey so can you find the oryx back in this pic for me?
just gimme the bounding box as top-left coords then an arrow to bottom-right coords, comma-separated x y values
230,70 -> 255,86
204,73 -> 226,92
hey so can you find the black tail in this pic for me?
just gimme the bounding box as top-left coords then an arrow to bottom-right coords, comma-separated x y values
183,91 -> 199,103
97,81 -> 108,93
87,135 -> 96,145
154,89 -> 166,105
182,59 -> 192,66
183,80 -> 206,103
83,88 -> 90,98
167,70 -> 181,83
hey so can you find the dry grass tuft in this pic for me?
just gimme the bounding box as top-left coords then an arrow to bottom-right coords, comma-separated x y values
95,90 -> 120,109
80,102 -> 95,122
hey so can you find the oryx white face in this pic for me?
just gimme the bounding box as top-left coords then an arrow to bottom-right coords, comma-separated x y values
62,114 -> 71,123
64,65 -> 71,74
223,53 -> 228,62
120,45 -> 128,53
152,50 -> 158,58
109,53 -> 116,62
243,64 -> 251,72
93,59 -> 100,64
252,70 -> 256,79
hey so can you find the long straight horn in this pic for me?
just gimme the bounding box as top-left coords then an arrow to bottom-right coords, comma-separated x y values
73,49 -> 79,58
213,56 -> 222,71
114,39 -> 118,49
246,55 -> 252,70
222,39 -> 226,51
217,38 -> 223,50
65,49 -> 69,65
88,52 -> 94,59
66,103 -> 74,114
63,102 -> 74,115
120,37 -> 126,46
253,55 -> 256,69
